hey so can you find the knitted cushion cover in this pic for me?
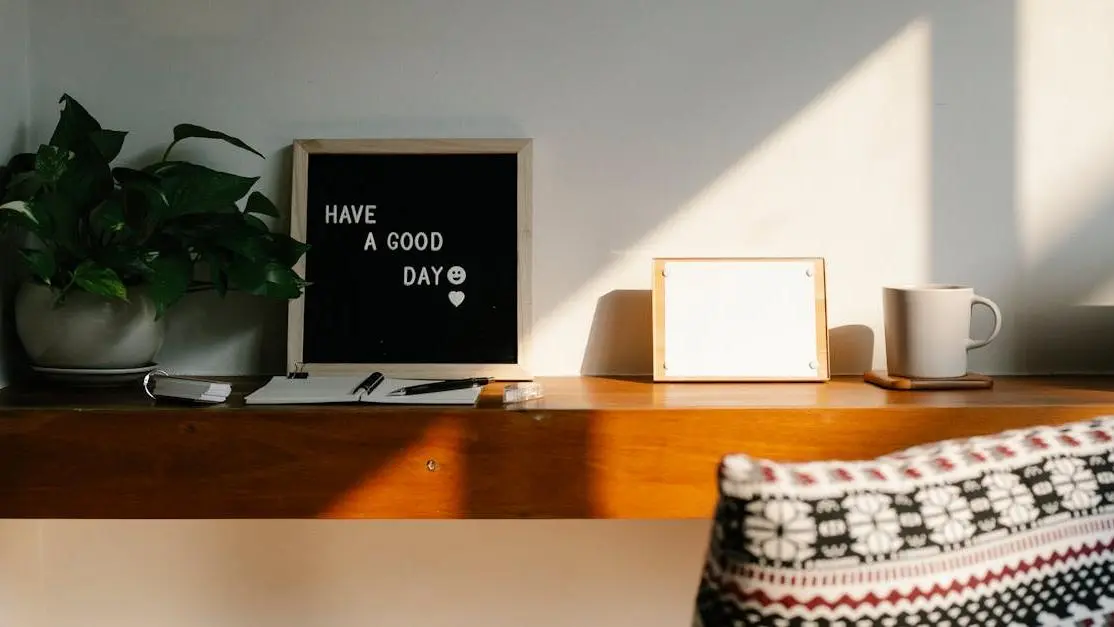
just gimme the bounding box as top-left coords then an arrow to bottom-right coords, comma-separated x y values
694,416 -> 1114,626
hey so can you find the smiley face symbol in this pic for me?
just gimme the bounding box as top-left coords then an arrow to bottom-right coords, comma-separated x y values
446,265 -> 467,285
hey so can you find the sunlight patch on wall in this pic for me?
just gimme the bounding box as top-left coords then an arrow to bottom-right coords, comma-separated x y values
1017,0 -> 1114,288
528,19 -> 933,375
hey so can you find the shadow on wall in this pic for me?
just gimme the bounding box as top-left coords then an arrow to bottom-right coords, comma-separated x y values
581,290 -> 653,375
828,324 -> 875,375
1022,305 -> 1114,375
0,230 -> 28,385
0,126 -> 29,385
580,289 -> 876,376
1018,187 -> 1114,374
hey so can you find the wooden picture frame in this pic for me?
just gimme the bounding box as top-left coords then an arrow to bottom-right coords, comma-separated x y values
651,257 -> 829,382
288,138 -> 533,380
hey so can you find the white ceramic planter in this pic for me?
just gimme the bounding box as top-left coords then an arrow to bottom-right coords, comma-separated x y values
14,281 -> 167,368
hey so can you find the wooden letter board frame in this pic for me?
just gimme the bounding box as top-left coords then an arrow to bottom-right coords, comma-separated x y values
288,138 -> 533,380
651,257 -> 829,382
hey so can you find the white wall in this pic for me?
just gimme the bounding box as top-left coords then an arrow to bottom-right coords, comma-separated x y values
31,0 -> 1108,378
13,1 -> 1114,626
0,0 -> 29,387
18,1 -> 1114,378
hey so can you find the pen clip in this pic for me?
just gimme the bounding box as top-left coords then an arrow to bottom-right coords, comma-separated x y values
352,372 -> 384,396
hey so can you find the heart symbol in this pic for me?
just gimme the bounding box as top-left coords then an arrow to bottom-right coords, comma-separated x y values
448,291 -> 465,307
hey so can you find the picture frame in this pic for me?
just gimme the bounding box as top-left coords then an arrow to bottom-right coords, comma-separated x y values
651,257 -> 829,382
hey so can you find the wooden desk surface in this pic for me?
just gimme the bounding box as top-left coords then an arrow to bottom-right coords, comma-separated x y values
2,375 -> 1113,519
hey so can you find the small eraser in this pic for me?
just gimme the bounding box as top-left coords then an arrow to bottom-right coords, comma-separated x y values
502,382 -> 545,404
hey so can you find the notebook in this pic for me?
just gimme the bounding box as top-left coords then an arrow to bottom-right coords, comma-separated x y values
244,373 -> 482,405
148,374 -> 233,404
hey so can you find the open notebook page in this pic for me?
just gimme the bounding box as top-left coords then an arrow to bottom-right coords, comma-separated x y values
244,375 -> 480,405
245,376 -> 364,404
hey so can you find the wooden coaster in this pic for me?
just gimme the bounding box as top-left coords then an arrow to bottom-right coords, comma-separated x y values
864,370 -> 993,391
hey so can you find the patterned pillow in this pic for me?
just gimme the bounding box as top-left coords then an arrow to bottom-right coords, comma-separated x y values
694,416 -> 1114,627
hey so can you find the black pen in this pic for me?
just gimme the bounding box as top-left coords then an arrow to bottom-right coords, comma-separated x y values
386,377 -> 492,397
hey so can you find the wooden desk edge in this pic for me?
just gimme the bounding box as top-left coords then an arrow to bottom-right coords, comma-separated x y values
2,375 -> 1114,519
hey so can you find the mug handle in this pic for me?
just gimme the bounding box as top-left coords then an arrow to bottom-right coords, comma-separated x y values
967,295 -> 1002,350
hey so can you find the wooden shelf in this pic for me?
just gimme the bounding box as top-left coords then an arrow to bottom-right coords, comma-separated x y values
3,375 -> 1114,519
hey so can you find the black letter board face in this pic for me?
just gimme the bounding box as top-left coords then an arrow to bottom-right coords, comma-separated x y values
289,139 -> 532,380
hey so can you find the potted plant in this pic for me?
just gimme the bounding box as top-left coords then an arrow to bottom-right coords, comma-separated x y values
0,94 -> 308,370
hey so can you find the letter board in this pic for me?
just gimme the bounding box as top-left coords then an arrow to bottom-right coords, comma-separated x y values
289,139 -> 532,380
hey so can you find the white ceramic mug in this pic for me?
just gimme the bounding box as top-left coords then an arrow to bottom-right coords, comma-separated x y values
883,284 -> 1002,379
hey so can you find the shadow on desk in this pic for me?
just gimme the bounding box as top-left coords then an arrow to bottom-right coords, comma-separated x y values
1017,375 -> 1114,395
0,375 -> 595,519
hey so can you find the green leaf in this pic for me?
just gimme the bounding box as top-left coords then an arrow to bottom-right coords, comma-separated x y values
214,220 -> 271,259
90,196 -> 130,237
244,191 -> 280,217
265,233 -> 309,267
30,192 -> 82,255
89,129 -> 127,161
92,244 -> 152,283
209,258 -> 229,296
4,171 -> 44,201
42,97 -> 115,210
1,152 -> 35,175
113,166 -> 170,219
144,252 -> 192,318
151,162 -> 258,218
142,160 -> 176,177
113,166 -> 163,192
0,152 -> 35,198
0,200 -> 38,225
72,261 -> 128,301
244,213 -> 269,232
49,94 -> 103,152
20,248 -> 55,284
35,144 -> 74,184
0,199 -> 45,238
227,259 -> 305,299
200,249 -> 229,297
48,143 -> 113,216
171,123 -> 264,159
